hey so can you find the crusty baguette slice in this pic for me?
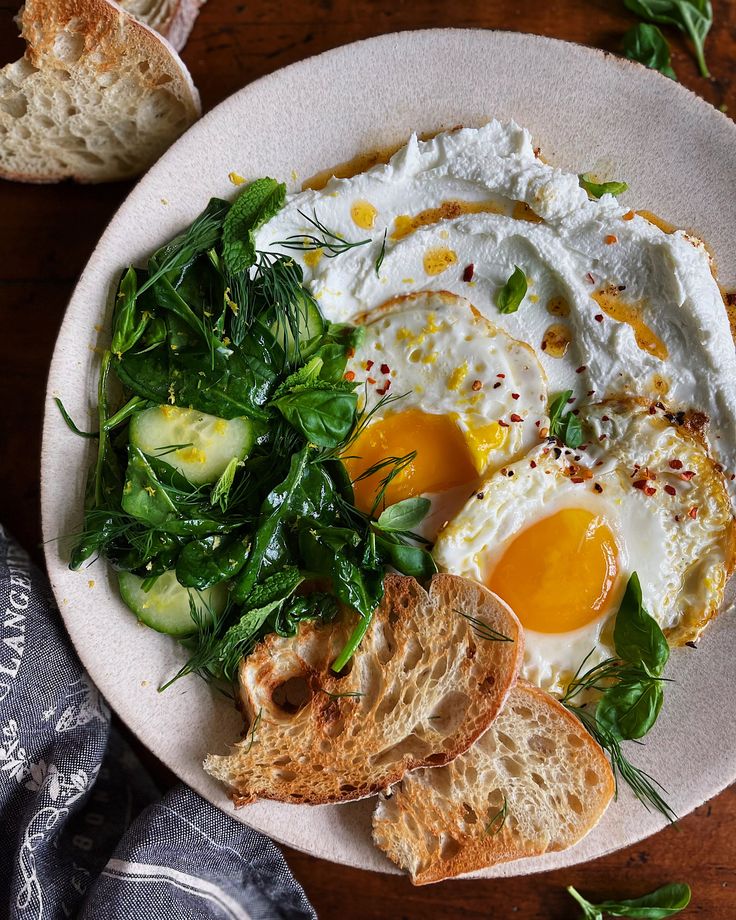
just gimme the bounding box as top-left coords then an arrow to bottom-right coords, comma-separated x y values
204,574 -> 524,805
0,0 -> 201,183
118,0 -> 205,51
372,681 -> 615,884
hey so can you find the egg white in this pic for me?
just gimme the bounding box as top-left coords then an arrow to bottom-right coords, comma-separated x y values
433,400 -> 735,694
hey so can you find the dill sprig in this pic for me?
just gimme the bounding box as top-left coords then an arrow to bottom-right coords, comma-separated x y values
485,796 -> 508,836
456,610 -> 514,643
272,210 -> 371,258
375,228 -> 388,276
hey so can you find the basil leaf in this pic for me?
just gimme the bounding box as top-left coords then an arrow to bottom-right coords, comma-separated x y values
548,391 -> 583,449
624,0 -> 712,78
595,672 -> 664,740
567,882 -> 691,918
496,265 -> 527,314
579,174 -> 630,199
614,573 -> 670,676
622,23 -> 678,79
222,178 -> 286,274
376,497 -> 431,532
274,386 -> 358,448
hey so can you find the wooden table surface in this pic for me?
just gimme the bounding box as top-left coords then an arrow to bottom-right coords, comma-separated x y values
2,0 -> 735,916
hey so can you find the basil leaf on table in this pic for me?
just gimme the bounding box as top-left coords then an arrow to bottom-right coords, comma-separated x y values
613,572 -> 670,676
222,178 -> 286,274
579,174 -> 630,198
622,23 -> 678,79
496,265 -> 527,314
624,0 -> 712,78
567,882 -> 691,918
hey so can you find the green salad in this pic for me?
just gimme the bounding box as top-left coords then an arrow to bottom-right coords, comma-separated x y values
66,178 -> 435,686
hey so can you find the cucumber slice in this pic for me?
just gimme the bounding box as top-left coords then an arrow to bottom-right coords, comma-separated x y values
118,570 -> 227,637
270,291 -> 325,357
129,405 -> 254,485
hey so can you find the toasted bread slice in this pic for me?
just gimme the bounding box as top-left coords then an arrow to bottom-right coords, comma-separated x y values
118,0 -> 205,51
372,682 -> 615,884
204,574 -> 524,805
0,0 -> 200,183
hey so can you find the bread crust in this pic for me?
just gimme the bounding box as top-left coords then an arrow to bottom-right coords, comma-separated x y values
204,574 -> 524,806
0,0 -> 200,183
372,681 -> 615,884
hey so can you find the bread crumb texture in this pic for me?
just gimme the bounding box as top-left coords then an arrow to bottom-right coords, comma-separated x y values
0,0 -> 200,183
372,681 -> 615,884
204,574 -> 524,805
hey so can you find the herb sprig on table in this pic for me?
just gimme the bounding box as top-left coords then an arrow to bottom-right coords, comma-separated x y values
66,178 -> 435,686
622,0 -> 713,80
567,882 -> 691,919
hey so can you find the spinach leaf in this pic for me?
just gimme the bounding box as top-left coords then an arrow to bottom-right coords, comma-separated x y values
548,390 -> 583,448
613,572 -> 670,676
496,265 -> 527,314
222,178 -> 286,274
116,344 -> 170,404
121,447 -> 178,526
567,882 -> 691,918
595,671 -> 664,740
176,534 -> 250,590
622,23 -> 678,79
374,532 -> 437,579
624,0 -> 712,77
376,497 -> 431,533
273,592 -> 340,637
578,174 -> 630,198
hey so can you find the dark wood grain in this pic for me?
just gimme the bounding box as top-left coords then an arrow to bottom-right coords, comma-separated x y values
1,1 -> 734,916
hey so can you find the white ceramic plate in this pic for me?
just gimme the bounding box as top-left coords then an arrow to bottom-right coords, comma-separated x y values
42,29 -> 736,877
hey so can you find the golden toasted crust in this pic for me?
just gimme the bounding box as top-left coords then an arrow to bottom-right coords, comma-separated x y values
204,574 -> 524,805
372,682 -> 615,885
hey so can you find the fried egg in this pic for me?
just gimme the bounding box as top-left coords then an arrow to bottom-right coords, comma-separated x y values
342,291 -> 547,533
256,121 -> 736,487
433,399 -> 735,694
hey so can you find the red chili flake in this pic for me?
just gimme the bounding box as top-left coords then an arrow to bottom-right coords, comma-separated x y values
669,459 -> 683,470
511,392 -> 520,399
510,413 -> 523,423
593,483 -> 603,493
463,263 -> 475,282
681,470 -> 696,481
576,366 -> 586,374
530,460 -> 537,469
500,468 -> 507,476
365,359 -> 374,370
498,420 -> 510,428
472,380 -> 483,391
595,459 -> 604,466
380,363 -> 390,375
367,376 -> 376,385
535,420 -> 541,427
586,272 -> 596,284
376,379 -> 392,395
604,234 -> 618,245
731,474 -> 735,481
533,146 -> 541,158
493,382 -> 502,389
688,506 -> 698,519
648,404 -> 657,415
601,415 -> 610,422
664,484 -> 676,496
567,396 -> 576,404
633,479 -> 656,496
347,347 -> 355,358
344,370 -> 356,381
594,314 -> 604,322
497,373 -> 506,379
598,434 -> 607,441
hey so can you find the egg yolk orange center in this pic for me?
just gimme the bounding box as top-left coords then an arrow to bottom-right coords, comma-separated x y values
486,508 -> 619,633
343,409 -> 478,512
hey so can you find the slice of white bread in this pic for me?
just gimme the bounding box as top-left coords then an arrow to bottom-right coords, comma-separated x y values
118,0 -> 205,51
372,681 -> 615,884
204,574 -> 524,805
0,0 -> 201,183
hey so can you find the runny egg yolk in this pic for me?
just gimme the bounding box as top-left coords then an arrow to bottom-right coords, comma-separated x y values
343,409 -> 478,512
486,508 -> 619,633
